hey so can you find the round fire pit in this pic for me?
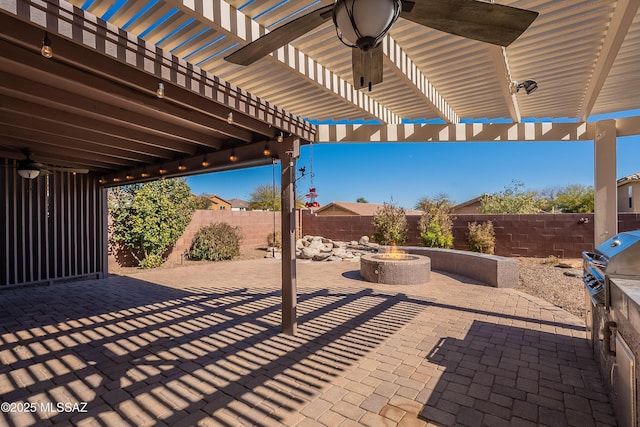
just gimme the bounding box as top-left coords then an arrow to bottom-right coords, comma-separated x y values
360,253 -> 431,285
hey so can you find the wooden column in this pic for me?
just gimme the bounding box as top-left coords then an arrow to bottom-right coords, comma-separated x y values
594,119 -> 618,245
280,137 -> 300,335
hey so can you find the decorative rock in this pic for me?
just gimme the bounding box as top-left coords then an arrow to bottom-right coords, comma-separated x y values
301,247 -> 319,259
308,240 -> 325,251
284,235 -> 386,262
312,253 -> 331,261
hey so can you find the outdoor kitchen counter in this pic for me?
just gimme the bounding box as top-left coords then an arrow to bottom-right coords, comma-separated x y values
610,277 -> 640,337
611,277 -> 640,303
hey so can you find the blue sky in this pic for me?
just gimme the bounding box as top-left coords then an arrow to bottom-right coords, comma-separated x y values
188,111 -> 640,209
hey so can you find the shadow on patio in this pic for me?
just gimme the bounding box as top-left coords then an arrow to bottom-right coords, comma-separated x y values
0,269 -> 616,426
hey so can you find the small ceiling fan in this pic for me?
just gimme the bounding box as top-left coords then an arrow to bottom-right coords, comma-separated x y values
14,149 -> 89,179
225,0 -> 538,91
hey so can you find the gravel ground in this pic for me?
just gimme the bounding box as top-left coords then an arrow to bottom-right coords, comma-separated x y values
516,257 -> 586,320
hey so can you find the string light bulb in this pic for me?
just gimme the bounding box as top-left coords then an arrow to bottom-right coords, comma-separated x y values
227,112 -> 234,124
201,156 -> 210,167
156,82 -> 165,99
140,171 -> 150,178
41,32 -> 53,58
276,132 -> 284,143
263,143 -> 271,156
125,173 -> 134,180
229,150 -> 238,162
158,167 -> 167,175
178,163 -> 187,171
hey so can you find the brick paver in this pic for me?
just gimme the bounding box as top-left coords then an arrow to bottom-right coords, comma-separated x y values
0,259 -> 616,426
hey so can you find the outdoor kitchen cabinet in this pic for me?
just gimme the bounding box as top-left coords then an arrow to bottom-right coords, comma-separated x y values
583,231 -> 640,427
588,278 -> 640,427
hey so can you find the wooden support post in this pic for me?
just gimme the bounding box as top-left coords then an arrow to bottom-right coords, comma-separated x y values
594,119 -> 618,246
280,137 -> 300,335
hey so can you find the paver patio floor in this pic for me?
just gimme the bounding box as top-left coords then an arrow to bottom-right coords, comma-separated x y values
0,259 -> 616,426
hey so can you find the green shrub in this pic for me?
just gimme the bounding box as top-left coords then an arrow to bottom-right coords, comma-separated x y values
267,231 -> 281,248
138,253 -> 164,269
109,178 -> 195,269
420,220 -> 454,248
188,223 -> 242,261
467,221 -> 495,254
372,203 -> 408,245
418,198 -> 453,248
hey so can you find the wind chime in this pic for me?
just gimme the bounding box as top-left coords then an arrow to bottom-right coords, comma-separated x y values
305,142 -> 320,208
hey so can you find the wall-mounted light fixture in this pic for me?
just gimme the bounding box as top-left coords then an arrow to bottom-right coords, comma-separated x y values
41,32 -> 53,58
98,177 -> 106,184
227,112 -> 234,124
156,82 -> 165,99
515,79 -> 538,95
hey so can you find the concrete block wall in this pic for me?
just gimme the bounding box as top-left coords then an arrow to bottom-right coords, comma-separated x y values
109,210 -> 297,267
302,211 -> 640,258
452,213 -> 595,258
167,210 -> 292,262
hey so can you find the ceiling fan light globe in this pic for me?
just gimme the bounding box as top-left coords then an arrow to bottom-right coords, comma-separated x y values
17,168 -> 40,179
333,0 -> 400,49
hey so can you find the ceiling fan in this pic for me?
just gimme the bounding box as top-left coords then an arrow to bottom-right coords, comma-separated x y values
14,149 -> 89,179
225,0 -> 539,91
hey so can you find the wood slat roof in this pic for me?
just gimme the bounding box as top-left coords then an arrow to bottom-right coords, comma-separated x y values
1,0 -> 639,183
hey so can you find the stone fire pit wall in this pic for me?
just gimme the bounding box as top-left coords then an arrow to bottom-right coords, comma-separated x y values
400,246 -> 518,288
360,253 -> 431,285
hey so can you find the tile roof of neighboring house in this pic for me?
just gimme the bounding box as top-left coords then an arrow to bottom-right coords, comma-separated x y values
229,198 -> 250,208
618,172 -> 640,185
314,201 -> 422,216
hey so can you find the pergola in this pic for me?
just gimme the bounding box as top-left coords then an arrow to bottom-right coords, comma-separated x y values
1,0 -> 639,334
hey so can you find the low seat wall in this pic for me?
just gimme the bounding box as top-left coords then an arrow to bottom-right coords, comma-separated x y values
400,247 -> 518,288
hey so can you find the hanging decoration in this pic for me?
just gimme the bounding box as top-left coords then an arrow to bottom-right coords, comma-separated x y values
305,142 -> 320,208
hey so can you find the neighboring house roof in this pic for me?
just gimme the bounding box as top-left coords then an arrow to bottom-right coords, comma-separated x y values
209,194 -> 231,204
618,172 -> 640,185
315,201 -> 422,216
229,198 -> 250,209
451,195 -> 485,213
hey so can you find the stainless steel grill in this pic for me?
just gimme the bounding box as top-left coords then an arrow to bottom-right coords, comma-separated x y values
583,230 -> 640,305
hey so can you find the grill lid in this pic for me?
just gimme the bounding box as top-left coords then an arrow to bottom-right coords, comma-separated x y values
596,230 -> 640,278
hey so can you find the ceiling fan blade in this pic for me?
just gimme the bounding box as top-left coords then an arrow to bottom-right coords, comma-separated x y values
352,45 -> 384,91
225,4 -> 334,66
401,0 -> 538,47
